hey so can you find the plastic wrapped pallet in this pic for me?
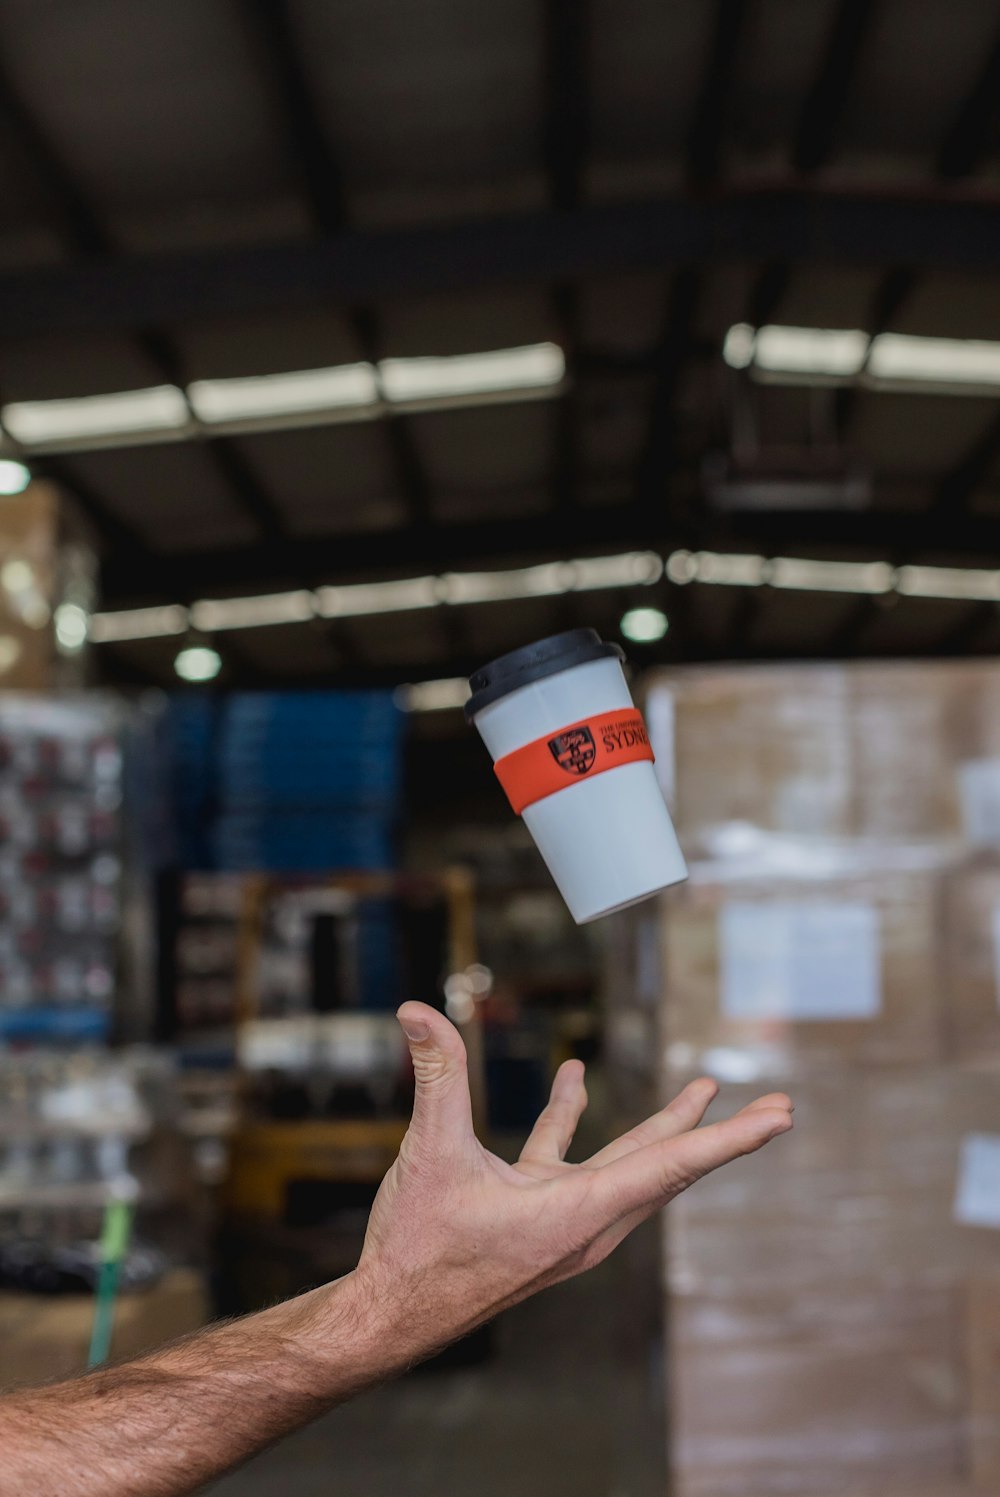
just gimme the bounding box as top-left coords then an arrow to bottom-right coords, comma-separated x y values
628,659 -> 1000,1497
663,1065 -> 1000,1497
670,1285 -> 965,1497
640,660 -> 1000,857
658,853 -> 947,1076
942,854 -> 1000,1069
664,1068 -> 1000,1298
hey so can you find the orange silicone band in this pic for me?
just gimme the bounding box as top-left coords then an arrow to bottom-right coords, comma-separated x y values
494,708 -> 654,815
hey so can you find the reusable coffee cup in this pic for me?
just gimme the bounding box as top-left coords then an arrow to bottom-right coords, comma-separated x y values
465,628 -> 687,923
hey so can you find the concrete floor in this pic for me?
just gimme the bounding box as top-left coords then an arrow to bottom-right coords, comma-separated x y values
205,1224 -> 665,1497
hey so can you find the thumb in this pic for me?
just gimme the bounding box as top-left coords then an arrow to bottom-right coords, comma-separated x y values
397,1001 -> 474,1148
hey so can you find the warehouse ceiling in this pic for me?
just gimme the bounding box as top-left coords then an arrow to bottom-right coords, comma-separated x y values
3,0 -> 1000,688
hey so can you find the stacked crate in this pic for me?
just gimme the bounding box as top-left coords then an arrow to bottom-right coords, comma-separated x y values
626,661 -> 1000,1497
0,696 -> 125,1043
166,691 -> 403,873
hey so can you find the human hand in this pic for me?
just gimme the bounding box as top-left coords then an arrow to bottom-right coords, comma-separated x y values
354,1002 -> 791,1364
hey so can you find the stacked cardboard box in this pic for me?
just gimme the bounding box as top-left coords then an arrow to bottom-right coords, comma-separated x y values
624,662 -> 1000,1497
645,660 -> 1000,855
0,481 -> 96,690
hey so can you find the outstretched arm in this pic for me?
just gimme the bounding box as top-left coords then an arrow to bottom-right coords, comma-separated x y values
0,1002 -> 792,1497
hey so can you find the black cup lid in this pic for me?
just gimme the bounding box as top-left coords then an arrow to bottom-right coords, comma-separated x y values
464,628 -> 625,722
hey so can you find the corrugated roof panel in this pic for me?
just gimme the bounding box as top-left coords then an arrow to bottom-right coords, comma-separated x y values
378,289 -> 552,359
0,334 -> 163,401
412,403 -> 551,521
730,0 -> 841,173
64,441 -> 261,550
835,0 -> 1000,173
293,0 -> 542,225
235,424 -> 406,536
852,392 -> 997,479
0,0 -> 295,246
170,309 -> 362,382
590,0 -> 713,193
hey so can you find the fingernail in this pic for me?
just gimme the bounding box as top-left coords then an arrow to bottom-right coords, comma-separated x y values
400,1018 -> 429,1043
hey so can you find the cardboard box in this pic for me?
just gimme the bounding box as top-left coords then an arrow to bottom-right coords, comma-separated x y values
660,861 -> 946,1075
0,1269 -> 209,1390
967,1274 -> 1000,1488
641,660 -> 1000,856
664,1069 -> 1000,1297
670,1286 -> 965,1497
942,857 -> 1000,1068
0,481 -> 96,690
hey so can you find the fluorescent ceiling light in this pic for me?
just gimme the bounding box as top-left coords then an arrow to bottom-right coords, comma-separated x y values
87,548 -> 1000,650
692,551 -> 769,587
4,386 -> 190,449
620,607 -> 669,642
2,346 -> 566,454
894,565 -> 1000,601
722,324 -> 755,370
751,325 -> 867,379
665,550 -> 698,585
90,551 -> 665,643
441,562 -> 573,605
0,459 -> 30,495
726,323 -> 1000,395
379,344 -> 564,404
768,557 -> 894,594
571,551 -> 663,589
54,602 -> 88,653
395,678 -> 471,713
190,590 -> 316,632
868,333 -> 1000,390
175,645 -> 222,682
89,605 -> 189,643
316,576 -> 441,618
188,365 -> 378,425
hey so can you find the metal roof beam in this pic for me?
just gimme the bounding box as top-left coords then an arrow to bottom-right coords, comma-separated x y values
931,599 -> 1000,655
101,502 -> 655,602
841,25 -> 1000,439
931,410 -> 1000,516
542,0 -> 590,210
241,0 -> 348,234
136,328 -> 286,537
10,189 -> 1000,338
541,0 -> 590,517
634,265 -> 704,523
0,62 -> 283,541
937,24 -> 1000,180
95,501 -> 1000,608
793,0 -> 878,172
748,0 -> 878,320
241,2 -> 434,527
686,0 -> 750,187
0,53 -> 110,257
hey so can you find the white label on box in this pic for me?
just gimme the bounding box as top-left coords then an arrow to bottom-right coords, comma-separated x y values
958,758 -> 1000,844
719,900 -> 882,1022
954,1133 -> 1000,1230
991,906 -> 1000,1011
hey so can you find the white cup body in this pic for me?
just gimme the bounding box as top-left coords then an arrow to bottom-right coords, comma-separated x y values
472,657 -> 687,923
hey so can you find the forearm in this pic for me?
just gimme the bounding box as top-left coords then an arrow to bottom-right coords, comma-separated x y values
0,1271 -> 392,1497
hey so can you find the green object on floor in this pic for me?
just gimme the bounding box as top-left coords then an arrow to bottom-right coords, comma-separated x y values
87,1199 -> 134,1370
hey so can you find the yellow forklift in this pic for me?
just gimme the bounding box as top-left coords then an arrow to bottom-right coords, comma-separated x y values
216,868 -> 485,1317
